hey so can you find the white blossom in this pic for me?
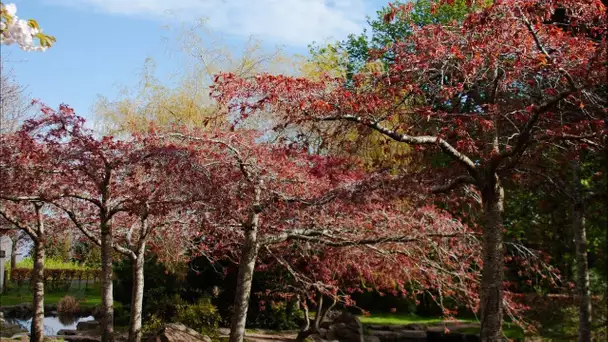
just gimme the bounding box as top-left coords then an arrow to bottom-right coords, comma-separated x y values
0,3 -> 49,51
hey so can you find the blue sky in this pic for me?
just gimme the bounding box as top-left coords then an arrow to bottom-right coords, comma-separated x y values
2,0 -> 388,123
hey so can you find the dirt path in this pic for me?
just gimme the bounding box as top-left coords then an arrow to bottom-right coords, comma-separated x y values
218,328 -> 297,342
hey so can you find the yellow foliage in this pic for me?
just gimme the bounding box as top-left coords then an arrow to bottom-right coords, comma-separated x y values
95,20 -> 297,135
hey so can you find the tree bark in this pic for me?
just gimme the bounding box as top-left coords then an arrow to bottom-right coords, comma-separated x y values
31,239 -> 45,342
572,161 -> 592,342
229,212 -> 260,342
479,174 -> 505,342
128,250 -> 145,342
10,235 -> 18,270
100,221 -> 115,342
314,292 -> 324,332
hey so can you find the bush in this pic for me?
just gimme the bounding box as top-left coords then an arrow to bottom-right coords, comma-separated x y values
142,314 -> 164,335
248,300 -> 302,330
144,293 -> 188,322
57,295 -> 80,315
175,297 -> 221,338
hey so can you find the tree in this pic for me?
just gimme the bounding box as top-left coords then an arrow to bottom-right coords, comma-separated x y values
18,105 -> 222,342
162,129 -> 488,342
212,1 -> 608,339
513,145 -> 607,341
0,129 -> 66,342
0,58 -> 35,134
94,21 -> 294,136
0,2 -> 55,51
306,0 -> 488,83
19,105 -> 138,342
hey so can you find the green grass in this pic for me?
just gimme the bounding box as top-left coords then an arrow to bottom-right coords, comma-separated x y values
5,257 -> 99,271
358,313 -> 525,340
357,313 -> 475,325
0,284 -> 108,309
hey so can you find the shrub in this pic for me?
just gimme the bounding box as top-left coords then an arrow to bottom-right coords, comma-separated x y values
57,295 -> 80,315
145,293 -> 188,322
175,297 -> 221,338
142,314 -> 164,335
248,300 -> 302,330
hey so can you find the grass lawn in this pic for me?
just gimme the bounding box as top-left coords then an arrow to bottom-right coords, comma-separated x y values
0,284 -> 106,309
358,313 -> 525,340
357,312 -> 476,325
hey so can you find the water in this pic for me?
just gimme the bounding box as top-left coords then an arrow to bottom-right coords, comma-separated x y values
6,315 -> 95,335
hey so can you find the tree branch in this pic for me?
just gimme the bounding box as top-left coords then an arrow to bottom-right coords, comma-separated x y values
319,115 -> 479,177
431,175 -> 477,193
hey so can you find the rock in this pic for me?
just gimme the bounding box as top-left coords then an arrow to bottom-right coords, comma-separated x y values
403,324 -> 425,331
0,319 -> 28,338
317,328 -> 329,338
58,329 -> 80,335
77,320 -> 100,331
363,336 -> 381,342
326,312 -> 364,342
426,331 -> 481,342
365,325 -> 390,331
146,323 -> 212,342
9,332 -> 30,340
367,329 -> 427,342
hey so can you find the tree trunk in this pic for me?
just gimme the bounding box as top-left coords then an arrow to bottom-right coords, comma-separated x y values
100,222 -> 114,342
10,236 -> 18,270
314,292 -> 324,332
229,213 -> 260,342
572,161 -> 591,342
479,174 -> 505,342
128,251 -> 145,342
31,239 -> 45,342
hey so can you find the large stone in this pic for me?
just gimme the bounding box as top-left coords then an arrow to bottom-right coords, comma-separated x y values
146,323 -> 211,342
0,319 -> 27,338
363,336 -> 381,342
326,312 -> 364,342
77,320 -> 101,331
426,331 -> 481,342
57,329 -> 80,335
367,329 -> 427,342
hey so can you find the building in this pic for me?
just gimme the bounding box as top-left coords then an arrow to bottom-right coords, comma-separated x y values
0,235 -> 12,293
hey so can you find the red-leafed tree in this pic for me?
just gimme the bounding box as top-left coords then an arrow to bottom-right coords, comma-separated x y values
0,129 -> 67,342
17,105 -> 133,342
15,106 -> 214,342
211,1 -> 607,339
257,205 -> 483,340
161,130 -> 485,342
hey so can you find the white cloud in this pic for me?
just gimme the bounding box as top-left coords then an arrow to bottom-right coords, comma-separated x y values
49,0 -> 370,46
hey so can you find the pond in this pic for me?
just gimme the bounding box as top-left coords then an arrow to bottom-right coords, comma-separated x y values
5,315 -> 95,335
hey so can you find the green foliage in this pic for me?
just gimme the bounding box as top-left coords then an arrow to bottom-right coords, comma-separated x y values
308,0 -> 487,81
10,257 -> 96,271
72,241 -> 102,268
175,297 -> 221,338
142,314 -> 164,335
248,300 -> 302,330
113,256 -> 187,319
145,293 -> 188,322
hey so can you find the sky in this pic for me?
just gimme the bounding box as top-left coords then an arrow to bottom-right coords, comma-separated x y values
2,0 -> 388,124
